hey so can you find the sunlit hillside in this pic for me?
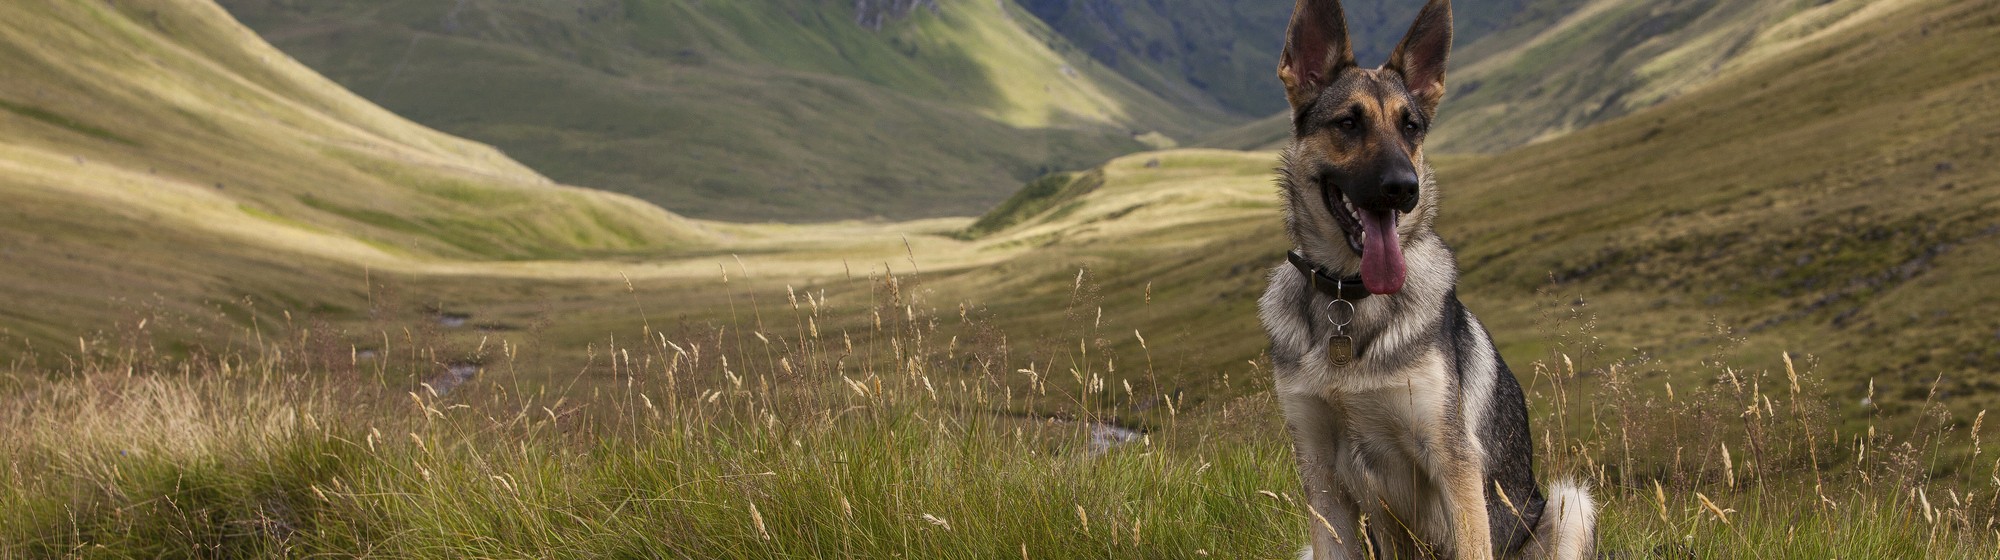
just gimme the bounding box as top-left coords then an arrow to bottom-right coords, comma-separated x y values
218,0 -> 1231,221
0,0 -> 703,353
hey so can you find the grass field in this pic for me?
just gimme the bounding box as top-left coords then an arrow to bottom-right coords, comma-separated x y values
4,0 -> 2000,555
4,270 -> 1997,557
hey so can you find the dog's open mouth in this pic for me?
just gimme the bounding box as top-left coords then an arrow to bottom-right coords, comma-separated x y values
1321,187 -> 1407,295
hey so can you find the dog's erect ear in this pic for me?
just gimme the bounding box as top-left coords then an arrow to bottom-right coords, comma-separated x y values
1385,0 -> 1453,115
1278,0 -> 1355,110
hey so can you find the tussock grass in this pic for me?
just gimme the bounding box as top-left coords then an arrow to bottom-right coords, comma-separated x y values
0,373 -> 1297,557
4,266 -> 1998,557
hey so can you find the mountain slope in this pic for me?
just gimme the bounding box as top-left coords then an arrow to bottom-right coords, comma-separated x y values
1435,0 -> 1925,152
1439,0 -> 2000,404
217,0 -> 1234,221
947,0 -> 2000,415
1196,0 -> 1920,155
0,0 -> 700,352
1020,0 -> 1579,118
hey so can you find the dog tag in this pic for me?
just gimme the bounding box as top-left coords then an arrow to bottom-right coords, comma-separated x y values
1326,335 -> 1355,368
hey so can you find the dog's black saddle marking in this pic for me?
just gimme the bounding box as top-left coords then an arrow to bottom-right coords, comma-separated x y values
1286,250 -> 1373,301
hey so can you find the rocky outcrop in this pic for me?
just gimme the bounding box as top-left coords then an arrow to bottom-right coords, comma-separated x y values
853,0 -> 939,30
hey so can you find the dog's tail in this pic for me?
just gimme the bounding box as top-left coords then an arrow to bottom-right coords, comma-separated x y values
1523,479 -> 1597,560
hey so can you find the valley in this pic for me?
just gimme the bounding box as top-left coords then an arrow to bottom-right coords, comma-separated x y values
4,0 -> 1996,427
216,0 -> 1234,221
4,0 -> 2000,556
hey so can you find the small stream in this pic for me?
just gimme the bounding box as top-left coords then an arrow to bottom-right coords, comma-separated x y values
1088,422 -> 1144,455
425,362 -> 479,396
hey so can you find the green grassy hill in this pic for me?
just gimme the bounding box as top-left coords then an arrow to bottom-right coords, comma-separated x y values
0,0 -> 702,354
1440,0 -> 2000,413
216,0 -> 1233,221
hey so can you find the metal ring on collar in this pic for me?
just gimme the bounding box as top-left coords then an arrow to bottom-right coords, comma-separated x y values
1324,299 -> 1355,328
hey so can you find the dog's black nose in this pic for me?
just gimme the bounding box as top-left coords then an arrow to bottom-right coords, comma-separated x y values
1382,169 -> 1420,211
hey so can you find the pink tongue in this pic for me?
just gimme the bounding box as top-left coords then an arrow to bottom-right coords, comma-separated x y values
1360,210 -> 1405,295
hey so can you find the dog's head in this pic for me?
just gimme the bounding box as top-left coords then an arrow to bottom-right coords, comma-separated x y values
1276,0 -> 1452,296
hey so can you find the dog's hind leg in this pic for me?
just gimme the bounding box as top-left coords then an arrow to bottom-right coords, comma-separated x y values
1516,479 -> 1596,560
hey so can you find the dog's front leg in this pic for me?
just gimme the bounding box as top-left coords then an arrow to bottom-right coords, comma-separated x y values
1435,432 -> 1494,559
1282,392 -> 1365,559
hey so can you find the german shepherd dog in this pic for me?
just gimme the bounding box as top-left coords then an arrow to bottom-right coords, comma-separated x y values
1258,1 -> 1596,558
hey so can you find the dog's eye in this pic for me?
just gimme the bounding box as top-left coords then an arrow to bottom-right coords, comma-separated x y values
1403,117 -> 1421,132
1337,117 -> 1358,130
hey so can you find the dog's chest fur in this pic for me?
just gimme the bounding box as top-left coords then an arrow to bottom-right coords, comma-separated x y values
1260,233 -> 1464,397
1259,233 -> 1504,541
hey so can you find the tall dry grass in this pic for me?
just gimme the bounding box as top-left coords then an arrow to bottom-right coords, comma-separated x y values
0,266 -> 1995,557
